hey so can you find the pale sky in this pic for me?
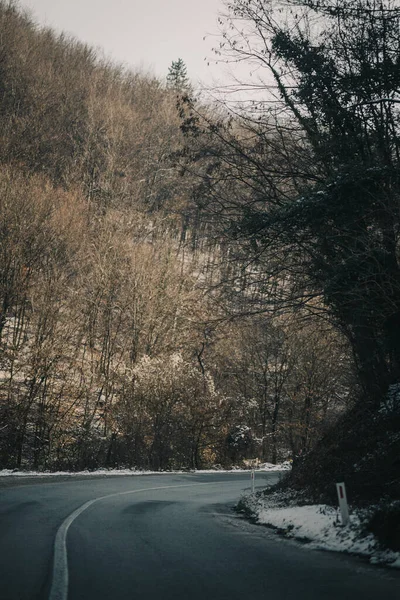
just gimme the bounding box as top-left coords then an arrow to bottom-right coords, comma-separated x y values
18,0 -> 232,89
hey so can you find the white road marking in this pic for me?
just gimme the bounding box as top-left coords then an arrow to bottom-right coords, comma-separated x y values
48,480 -> 235,600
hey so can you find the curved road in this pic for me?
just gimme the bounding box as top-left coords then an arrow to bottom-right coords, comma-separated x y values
0,472 -> 399,600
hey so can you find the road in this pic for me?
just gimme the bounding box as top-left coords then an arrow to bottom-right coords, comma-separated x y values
0,472 -> 399,600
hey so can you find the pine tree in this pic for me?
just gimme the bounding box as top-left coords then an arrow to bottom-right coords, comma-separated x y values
166,58 -> 190,92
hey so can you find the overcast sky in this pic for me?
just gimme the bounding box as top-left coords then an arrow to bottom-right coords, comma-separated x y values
18,0 -> 232,89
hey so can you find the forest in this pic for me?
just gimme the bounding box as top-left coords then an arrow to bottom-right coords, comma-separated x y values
0,0 -> 398,507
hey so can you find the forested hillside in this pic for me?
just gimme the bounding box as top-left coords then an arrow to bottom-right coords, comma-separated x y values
0,0 -> 374,480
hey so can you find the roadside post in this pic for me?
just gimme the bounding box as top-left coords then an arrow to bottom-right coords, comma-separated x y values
336,482 -> 349,526
251,469 -> 255,494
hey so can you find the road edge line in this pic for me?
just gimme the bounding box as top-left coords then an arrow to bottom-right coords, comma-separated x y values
48,480 -> 230,600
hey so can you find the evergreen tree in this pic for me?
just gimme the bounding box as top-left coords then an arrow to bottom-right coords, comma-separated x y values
166,58 -> 190,92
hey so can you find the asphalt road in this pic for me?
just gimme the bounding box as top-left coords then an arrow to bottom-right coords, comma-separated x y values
0,472 -> 399,600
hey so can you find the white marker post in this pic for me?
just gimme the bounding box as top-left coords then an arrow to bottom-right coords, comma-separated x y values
336,482 -> 349,526
251,469 -> 255,493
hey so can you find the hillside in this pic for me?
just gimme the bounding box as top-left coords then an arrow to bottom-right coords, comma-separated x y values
0,1 -> 355,474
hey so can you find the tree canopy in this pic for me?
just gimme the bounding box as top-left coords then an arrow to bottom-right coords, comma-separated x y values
183,0 -> 400,404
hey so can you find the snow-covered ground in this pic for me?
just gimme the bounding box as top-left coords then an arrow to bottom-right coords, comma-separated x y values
242,491 -> 400,569
0,468 -> 162,477
257,461 -> 292,472
0,462 -> 291,477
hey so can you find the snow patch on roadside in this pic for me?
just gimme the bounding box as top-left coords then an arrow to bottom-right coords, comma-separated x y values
258,461 -> 292,472
0,468 -> 157,477
242,492 -> 400,569
0,463 -> 290,478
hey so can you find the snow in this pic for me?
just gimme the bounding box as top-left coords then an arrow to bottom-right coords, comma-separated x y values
0,468 -> 159,477
380,383 -> 400,415
243,492 -> 400,569
0,463 -> 290,477
258,461 -> 292,471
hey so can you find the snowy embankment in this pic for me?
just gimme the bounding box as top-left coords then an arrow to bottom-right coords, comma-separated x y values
0,461 -> 290,478
241,490 -> 400,569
